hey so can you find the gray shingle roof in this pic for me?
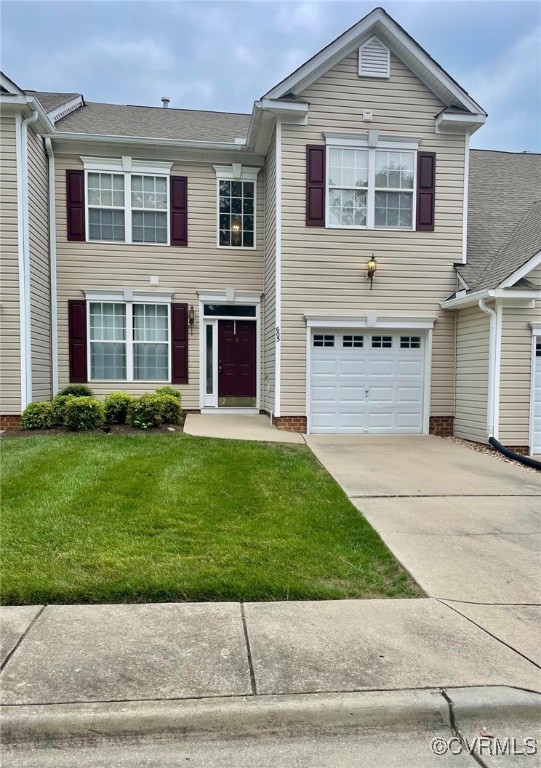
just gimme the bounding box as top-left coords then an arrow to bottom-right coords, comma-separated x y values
461,150 -> 541,290
53,101 -> 251,143
25,90 -> 81,113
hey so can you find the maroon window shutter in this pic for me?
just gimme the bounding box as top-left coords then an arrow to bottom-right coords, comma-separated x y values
416,152 -> 436,232
171,303 -> 188,384
306,145 -> 326,227
170,176 -> 188,246
68,300 -> 88,383
66,170 -> 85,241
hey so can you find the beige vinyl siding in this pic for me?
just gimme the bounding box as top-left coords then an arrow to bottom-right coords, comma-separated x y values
263,127 -> 277,412
27,126 -> 52,401
498,265 -> 541,447
0,115 -> 21,414
55,156 -> 264,407
454,305 -> 489,442
279,51 -> 464,417
498,306 -> 533,446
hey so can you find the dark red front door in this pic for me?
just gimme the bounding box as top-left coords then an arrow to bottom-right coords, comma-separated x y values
218,320 -> 257,407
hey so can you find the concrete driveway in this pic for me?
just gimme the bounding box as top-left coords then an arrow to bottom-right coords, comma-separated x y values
306,435 -> 541,665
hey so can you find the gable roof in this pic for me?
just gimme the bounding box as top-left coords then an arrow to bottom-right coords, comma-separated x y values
25,90 -> 81,114
263,7 -> 486,116
51,101 -> 251,143
460,150 -> 541,290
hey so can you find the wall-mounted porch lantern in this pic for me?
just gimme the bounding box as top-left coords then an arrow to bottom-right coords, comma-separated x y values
366,254 -> 377,290
188,305 -> 196,334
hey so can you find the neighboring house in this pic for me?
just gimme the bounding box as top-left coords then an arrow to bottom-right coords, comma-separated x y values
0,8 -> 540,453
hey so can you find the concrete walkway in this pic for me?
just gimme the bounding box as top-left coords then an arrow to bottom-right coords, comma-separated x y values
184,413 -> 304,443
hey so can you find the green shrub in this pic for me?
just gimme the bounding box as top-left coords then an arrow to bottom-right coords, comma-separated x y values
155,386 -> 181,401
64,396 -> 104,431
59,384 -> 94,398
127,394 -> 164,429
158,394 -> 183,424
51,394 -> 75,426
21,401 -> 54,430
104,392 -> 134,424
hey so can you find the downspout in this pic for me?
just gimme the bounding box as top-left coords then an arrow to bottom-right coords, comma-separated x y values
45,138 -> 58,395
274,117 -> 282,419
19,109 -> 39,410
478,298 -> 500,439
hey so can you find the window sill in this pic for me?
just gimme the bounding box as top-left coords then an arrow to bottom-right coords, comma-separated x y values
86,240 -> 170,247
217,244 -> 257,250
325,224 -> 414,232
89,379 -> 171,384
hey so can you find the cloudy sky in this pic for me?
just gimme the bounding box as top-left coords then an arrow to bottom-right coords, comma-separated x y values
2,1 -> 540,151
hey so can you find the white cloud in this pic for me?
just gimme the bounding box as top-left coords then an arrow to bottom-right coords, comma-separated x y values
91,38 -> 177,72
274,1 -> 327,34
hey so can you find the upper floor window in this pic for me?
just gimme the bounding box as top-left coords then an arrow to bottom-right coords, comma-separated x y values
214,164 -> 260,249
328,146 -> 415,230
82,157 -> 172,245
218,180 -> 255,248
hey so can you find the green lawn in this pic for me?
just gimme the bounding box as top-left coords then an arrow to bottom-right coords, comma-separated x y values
1,433 -> 421,604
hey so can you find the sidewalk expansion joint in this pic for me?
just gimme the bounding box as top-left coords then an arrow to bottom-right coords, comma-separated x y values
240,602 -> 257,696
438,599 -> 541,671
0,605 -> 46,673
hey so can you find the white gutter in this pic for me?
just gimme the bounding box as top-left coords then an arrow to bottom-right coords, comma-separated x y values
45,138 -> 58,395
441,287 -> 541,310
46,132 -> 248,152
19,109 -> 39,409
274,117 -> 282,418
478,298 -> 501,439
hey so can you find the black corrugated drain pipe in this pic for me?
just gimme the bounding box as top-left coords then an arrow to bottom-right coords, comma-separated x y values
488,437 -> 541,471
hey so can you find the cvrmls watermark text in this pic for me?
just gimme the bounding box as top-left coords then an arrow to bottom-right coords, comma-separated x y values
431,736 -> 538,756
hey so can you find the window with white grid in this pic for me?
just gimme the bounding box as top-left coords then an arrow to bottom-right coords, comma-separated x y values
89,302 -> 127,379
131,176 -> 168,244
400,336 -> 421,349
374,151 -> 414,229
86,171 -> 169,244
88,302 -> 169,381
342,335 -> 364,348
313,334 -> 335,347
133,304 -> 169,380
326,145 -> 416,230
87,173 -> 126,242
328,148 -> 368,227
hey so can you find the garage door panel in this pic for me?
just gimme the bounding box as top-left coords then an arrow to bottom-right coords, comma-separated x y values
397,359 -> 424,376
310,330 -> 425,435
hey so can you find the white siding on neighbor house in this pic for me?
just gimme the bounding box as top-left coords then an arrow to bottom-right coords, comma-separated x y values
0,114 -> 21,414
27,126 -> 52,402
454,305 -> 490,443
263,127 -> 277,412
498,264 -> 541,448
279,51 -> 465,418
54,155 -> 265,408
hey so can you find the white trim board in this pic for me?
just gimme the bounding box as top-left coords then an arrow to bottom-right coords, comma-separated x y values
305,314 -> 437,330
499,250 -> 541,288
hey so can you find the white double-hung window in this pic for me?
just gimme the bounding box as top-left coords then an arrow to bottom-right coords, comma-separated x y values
83,157 -> 172,244
87,293 -> 171,382
326,135 -> 417,230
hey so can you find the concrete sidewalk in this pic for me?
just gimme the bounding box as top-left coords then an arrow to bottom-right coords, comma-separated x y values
3,600 -> 541,765
2,600 -> 540,708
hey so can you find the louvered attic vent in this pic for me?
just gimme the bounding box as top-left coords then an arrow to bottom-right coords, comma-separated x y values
358,36 -> 390,78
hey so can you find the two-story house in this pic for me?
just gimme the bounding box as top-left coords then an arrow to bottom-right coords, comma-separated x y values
1,8 -> 540,454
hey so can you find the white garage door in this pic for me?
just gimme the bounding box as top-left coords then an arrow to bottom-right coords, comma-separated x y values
533,339 -> 541,454
310,330 -> 425,434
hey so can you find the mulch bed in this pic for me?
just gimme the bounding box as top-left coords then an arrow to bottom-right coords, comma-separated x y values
0,423 -> 184,438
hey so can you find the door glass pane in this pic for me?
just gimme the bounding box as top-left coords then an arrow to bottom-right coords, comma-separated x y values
203,304 -> 256,317
206,324 -> 213,395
